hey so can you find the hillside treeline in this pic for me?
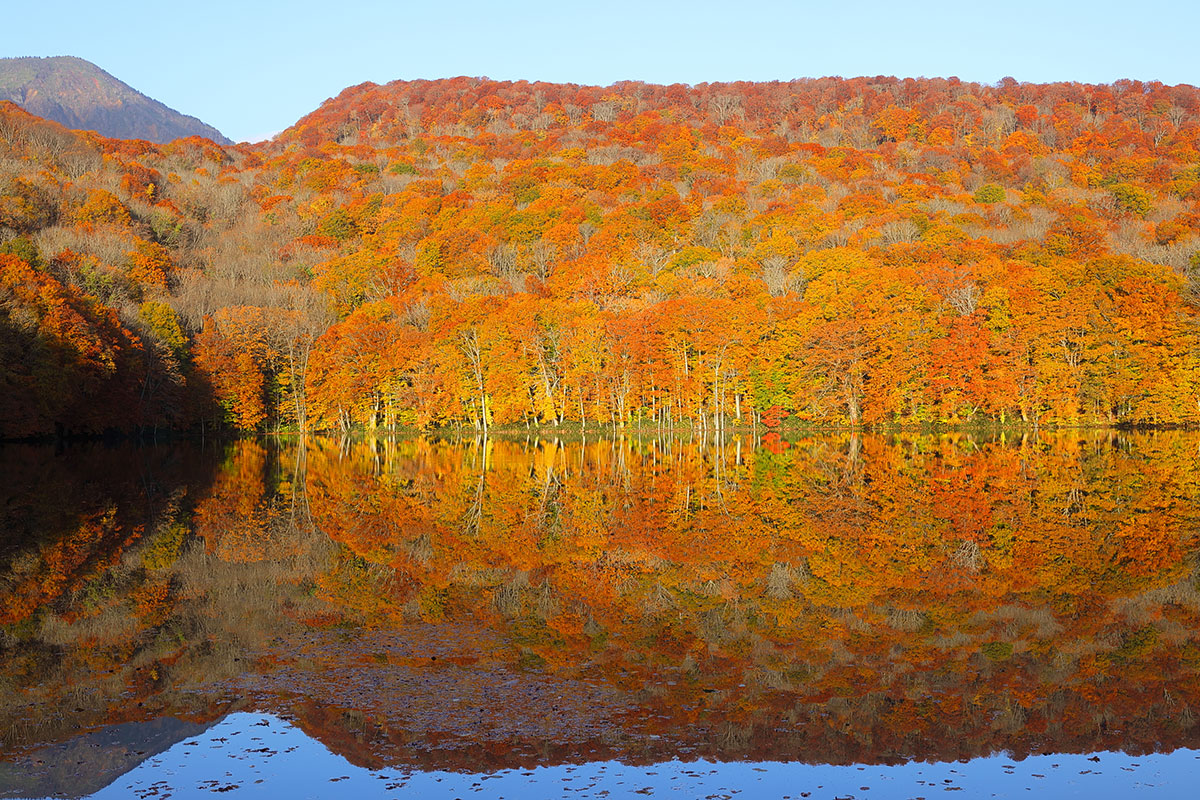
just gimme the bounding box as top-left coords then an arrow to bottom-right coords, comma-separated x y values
2,75 -> 1199,436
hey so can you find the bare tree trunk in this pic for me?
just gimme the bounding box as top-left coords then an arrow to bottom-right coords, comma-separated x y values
459,328 -> 488,436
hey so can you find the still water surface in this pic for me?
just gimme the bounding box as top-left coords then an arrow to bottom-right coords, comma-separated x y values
1,432 -> 1199,797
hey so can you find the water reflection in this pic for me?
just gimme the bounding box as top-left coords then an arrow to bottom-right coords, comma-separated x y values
63,712 -> 1200,799
2,432 -> 1199,795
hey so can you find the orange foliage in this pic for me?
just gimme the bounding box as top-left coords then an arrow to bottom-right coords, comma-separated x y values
3,76 -> 1200,436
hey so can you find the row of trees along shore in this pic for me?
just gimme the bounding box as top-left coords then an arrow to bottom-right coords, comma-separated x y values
2,75 -> 1200,438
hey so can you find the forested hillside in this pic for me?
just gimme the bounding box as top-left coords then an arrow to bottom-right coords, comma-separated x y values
2,75 -> 1199,437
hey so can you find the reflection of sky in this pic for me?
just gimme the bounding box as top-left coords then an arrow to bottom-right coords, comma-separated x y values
66,713 -> 1199,799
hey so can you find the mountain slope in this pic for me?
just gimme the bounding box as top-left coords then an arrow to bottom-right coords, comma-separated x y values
0,55 -> 230,144
2,75 -> 1199,437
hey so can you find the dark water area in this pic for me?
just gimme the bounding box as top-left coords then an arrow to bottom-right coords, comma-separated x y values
2,432 -> 1200,798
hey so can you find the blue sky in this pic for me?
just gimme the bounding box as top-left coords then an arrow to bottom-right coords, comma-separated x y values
4,0 -> 1197,142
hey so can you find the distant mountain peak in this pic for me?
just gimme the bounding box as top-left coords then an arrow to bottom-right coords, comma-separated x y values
0,55 -> 231,144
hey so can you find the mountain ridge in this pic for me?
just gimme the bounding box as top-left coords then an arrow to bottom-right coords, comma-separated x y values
0,55 -> 231,144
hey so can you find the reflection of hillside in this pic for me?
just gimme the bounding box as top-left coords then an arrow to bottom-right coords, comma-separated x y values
0,441 -> 329,761
1,433 -> 1199,777
0,716 -> 216,799
294,432 -> 1200,768
0,443 -> 214,625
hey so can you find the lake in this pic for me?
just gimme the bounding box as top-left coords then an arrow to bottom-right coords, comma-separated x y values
2,431 -> 1199,798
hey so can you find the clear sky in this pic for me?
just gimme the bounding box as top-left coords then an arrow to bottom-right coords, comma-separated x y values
3,0 -> 1196,143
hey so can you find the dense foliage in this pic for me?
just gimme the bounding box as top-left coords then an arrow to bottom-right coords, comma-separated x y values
2,75 -> 1200,436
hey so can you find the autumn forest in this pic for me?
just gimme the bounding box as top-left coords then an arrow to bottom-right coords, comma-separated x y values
2,76 -> 1200,438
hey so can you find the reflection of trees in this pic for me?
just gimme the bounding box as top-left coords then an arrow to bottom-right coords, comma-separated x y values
298,431 -> 1200,762
3,432 -> 1200,770
0,441 -> 332,753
